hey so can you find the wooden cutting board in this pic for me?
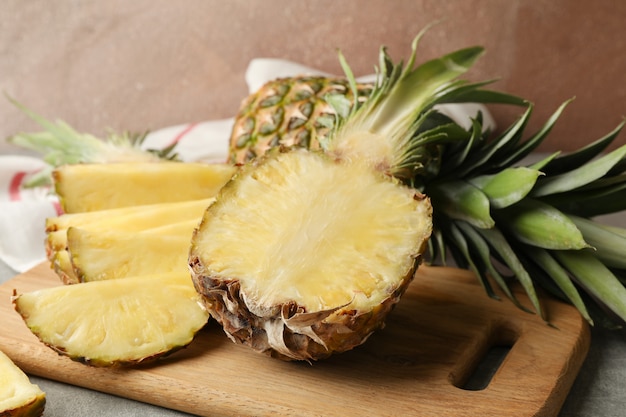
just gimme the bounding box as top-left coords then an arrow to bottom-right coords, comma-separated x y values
0,262 -> 589,417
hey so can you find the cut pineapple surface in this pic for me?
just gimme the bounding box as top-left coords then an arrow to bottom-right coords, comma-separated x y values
12,273 -> 209,367
45,198 -> 212,256
46,198 -> 213,233
190,149 -> 432,361
0,350 -> 45,417
54,162 -> 235,212
68,222 -> 195,281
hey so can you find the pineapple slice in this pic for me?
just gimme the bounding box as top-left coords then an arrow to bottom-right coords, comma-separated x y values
45,198 -> 213,256
53,162 -> 235,213
68,220 -> 197,282
0,350 -> 45,417
51,249 -> 80,284
189,150 -> 432,361
46,198 -> 213,233
12,273 -> 209,367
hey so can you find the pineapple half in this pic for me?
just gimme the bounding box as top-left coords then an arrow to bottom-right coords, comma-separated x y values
12,273 -> 209,366
0,350 -> 45,417
190,150 -> 432,361
188,31 -> 486,361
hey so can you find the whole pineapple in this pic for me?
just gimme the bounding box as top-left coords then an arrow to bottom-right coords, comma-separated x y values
227,35 -> 626,328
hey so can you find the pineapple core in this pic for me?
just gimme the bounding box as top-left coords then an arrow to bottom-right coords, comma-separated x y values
193,150 -> 431,313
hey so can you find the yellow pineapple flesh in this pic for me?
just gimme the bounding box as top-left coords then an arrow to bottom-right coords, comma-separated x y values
53,162 -> 235,213
68,220 -> 197,282
190,149 -> 432,361
0,350 -> 45,417
12,273 -> 209,367
45,198 -> 213,258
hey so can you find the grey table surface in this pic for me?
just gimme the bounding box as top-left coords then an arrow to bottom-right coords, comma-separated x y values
1,214 -> 625,417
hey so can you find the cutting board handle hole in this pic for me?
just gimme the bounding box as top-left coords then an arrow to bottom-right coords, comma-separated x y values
459,344 -> 512,391
454,323 -> 519,391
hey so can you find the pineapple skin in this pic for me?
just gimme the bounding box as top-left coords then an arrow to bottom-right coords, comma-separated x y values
189,149 -> 432,361
189,259 -> 419,361
0,395 -> 45,417
229,76 -> 372,164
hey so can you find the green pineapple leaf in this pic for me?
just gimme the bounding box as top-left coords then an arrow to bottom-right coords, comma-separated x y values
541,120 -> 625,176
475,226 -> 544,319
428,180 -> 494,228
455,220 -> 532,310
554,250 -> 626,324
457,104 -> 533,177
532,143 -> 626,197
541,177 -> 626,217
469,167 -> 542,209
444,221 -> 498,300
5,95 -> 178,187
520,245 -> 593,324
495,99 -> 573,169
497,198 -> 589,250
570,216 -> 626,269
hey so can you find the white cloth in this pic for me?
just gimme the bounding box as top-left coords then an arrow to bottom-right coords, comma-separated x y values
0,59 -> 494,272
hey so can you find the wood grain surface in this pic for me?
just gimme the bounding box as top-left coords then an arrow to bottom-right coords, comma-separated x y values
0,262 -> 590,417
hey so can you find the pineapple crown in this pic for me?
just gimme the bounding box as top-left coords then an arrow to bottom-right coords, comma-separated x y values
323,26 -> 525,187
322,29 -> 626,327
5,95 -> 179,187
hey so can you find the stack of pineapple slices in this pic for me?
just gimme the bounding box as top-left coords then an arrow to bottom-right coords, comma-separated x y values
13,162 -> 234,366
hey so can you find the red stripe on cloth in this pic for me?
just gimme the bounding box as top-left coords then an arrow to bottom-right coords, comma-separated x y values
9,172 -> 27,201
51,200 -> 64,216
166,123 -> 198,148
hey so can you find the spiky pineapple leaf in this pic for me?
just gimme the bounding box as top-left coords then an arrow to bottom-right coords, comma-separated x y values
542,179 -> 626,217
474,226 -> 544,319
496,99 -> 573,169
5,95 -> 178,187
521,245 -> 593,324
570,216 -> 626,269
498,199 -> 589,250
469,167 -> 542,208
428,180 -> 494,228
541,120 -> 625,176
438,117 -> 484,176
443,88 -> 528,107
333,32 -> 485,152
455,220 -> 531,309
554,250 -> 626,324
457,104 -> 534,177
444,221 -> 498,299
532,143 -> 626,197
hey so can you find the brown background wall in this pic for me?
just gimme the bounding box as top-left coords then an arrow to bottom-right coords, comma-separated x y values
2,0 -> 625,154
